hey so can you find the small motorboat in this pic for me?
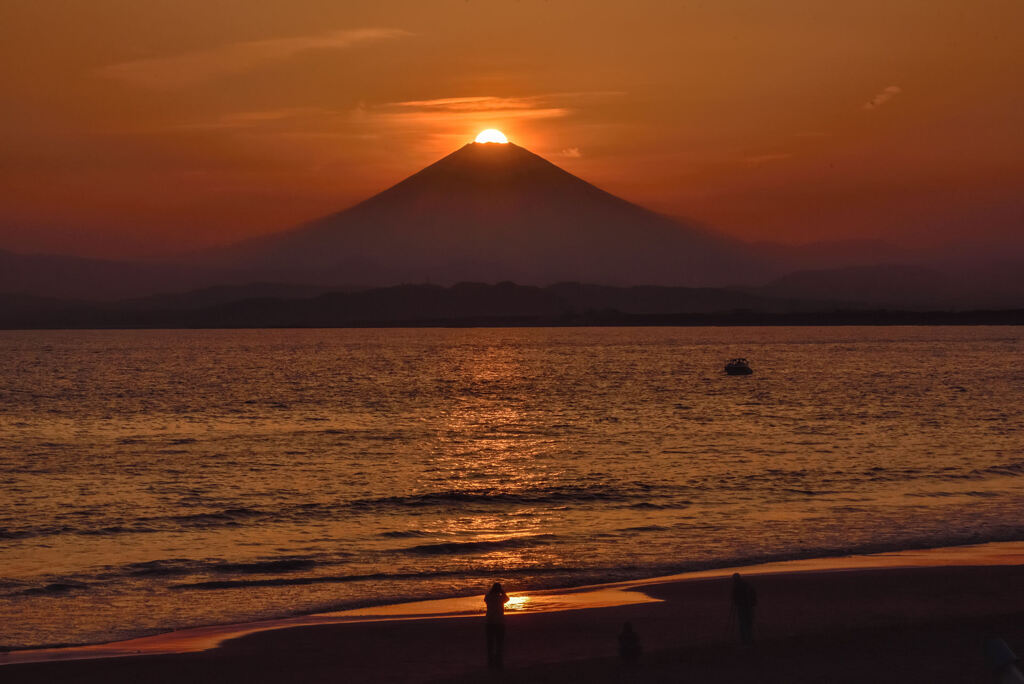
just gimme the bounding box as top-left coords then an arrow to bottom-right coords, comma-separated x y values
724,358 -> 753,375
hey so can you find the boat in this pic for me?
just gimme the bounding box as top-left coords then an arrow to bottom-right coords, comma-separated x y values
724,358 -> 753,375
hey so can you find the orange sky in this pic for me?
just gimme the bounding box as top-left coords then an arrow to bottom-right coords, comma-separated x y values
1,0 -> 1022,257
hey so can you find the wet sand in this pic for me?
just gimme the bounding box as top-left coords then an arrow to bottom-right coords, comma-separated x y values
4,547 -> 1024,682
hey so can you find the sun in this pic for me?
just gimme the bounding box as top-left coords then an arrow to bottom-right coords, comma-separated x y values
475,129 -> 508,144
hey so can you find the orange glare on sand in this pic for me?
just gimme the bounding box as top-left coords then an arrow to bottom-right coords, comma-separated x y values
475,129 -> 508,144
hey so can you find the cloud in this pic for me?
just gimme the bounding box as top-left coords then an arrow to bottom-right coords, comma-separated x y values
98,28 -> 411,89
393,91 -> 625,111
863,85 -> 903,110
373,94 -> 569,127
372,91 -> 622,127
393,96 -> 538,111
166,91 -> 620,154
374,107 -> 571,125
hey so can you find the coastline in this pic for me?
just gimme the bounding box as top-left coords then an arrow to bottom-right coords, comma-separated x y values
4,540 -> 1024,675
4,311 -> 1024,330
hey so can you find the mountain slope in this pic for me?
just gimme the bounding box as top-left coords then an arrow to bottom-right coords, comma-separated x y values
202,142 -> 767,287
0,248 -> 247,301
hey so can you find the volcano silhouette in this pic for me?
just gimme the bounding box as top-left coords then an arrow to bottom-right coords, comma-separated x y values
207,142 -> 764,286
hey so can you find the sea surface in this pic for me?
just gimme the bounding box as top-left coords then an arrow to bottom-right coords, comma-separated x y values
1,326 -> 1022,650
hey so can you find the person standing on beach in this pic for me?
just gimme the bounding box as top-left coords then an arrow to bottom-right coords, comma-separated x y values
484,582 -> 510,669
731,573 -> 757,646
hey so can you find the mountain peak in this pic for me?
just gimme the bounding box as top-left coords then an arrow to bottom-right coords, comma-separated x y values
399,141 -> 566,187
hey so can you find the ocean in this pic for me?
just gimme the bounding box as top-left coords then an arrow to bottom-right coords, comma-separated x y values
1,326 -> 1022,650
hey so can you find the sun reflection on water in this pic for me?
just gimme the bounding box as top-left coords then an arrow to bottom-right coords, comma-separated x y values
504,594 -> 531,611
421,343 -> 559,559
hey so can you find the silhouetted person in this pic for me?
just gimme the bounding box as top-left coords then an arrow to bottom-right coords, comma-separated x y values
618,621 -> 642,666
731,573 -> 757,645
484,582 -> 510,669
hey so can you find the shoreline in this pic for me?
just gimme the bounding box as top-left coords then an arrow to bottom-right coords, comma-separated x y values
5,315 -> 1024,331
5,539 -> 1024,668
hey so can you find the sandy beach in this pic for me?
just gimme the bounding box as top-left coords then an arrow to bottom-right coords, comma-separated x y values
4,545 -> 1024,683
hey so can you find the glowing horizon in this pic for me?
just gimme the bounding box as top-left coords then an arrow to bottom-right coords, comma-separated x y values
1,1 -> 1022,257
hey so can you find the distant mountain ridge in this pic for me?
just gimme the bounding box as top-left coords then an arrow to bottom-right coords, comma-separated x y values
760,262 -> 1024,310
0,281 -> 786,328
3,281 -> 1020,330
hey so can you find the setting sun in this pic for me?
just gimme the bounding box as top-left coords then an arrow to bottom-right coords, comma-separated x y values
475,129 -> 508,144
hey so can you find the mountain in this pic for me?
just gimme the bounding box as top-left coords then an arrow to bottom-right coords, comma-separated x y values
118,282 -> 338,311
4,281 -> 1019,330
750,239 -> 916,274
760,263 -> 1024,310
198,142 -> 768,287
4,142 -> 1021,307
